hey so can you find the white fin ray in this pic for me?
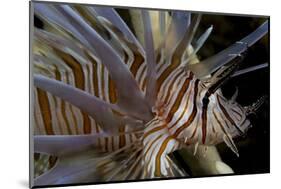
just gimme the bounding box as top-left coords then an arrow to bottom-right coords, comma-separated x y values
188,21 -> 268,79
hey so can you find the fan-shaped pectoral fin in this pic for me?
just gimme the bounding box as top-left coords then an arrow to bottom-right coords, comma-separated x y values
35,4 -> 153,121
34,135 -> 103,156
34,149 -> 102,186
34,75 -> 121,133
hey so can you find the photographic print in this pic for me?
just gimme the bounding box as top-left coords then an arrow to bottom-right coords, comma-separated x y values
30,1 -> 269,188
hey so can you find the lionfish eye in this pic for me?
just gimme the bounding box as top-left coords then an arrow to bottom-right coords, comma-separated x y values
202,96 -> 210,107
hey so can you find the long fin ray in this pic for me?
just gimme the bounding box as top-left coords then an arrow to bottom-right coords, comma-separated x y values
54,5 -> 153,121
34,75 -> 121,133
188,21 -> 268,79
142,10 -> 157,107
91,7 -> 145,54
183,25 -> 213,65
164,11 -> 191,55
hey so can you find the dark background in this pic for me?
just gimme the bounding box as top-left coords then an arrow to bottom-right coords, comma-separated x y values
195,14 -> 269,174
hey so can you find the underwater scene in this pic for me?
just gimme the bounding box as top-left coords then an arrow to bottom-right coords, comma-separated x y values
30,1 -> 269,188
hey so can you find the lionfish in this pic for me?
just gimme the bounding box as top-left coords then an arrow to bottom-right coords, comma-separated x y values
30,1 -> 269,187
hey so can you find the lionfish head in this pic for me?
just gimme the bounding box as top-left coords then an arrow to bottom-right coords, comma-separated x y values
200,49 -> 250,137
179,48 -> 265,156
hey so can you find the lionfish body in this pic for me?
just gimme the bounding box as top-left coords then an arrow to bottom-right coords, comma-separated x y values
32,2 -> 268,186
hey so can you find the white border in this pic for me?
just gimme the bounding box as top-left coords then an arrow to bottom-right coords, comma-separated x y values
1,0 -> 280,189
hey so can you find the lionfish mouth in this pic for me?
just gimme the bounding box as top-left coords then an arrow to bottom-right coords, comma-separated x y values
31,1 -> 269,187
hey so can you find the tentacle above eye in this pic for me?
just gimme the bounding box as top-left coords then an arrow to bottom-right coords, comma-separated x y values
245,95 -> 268,116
